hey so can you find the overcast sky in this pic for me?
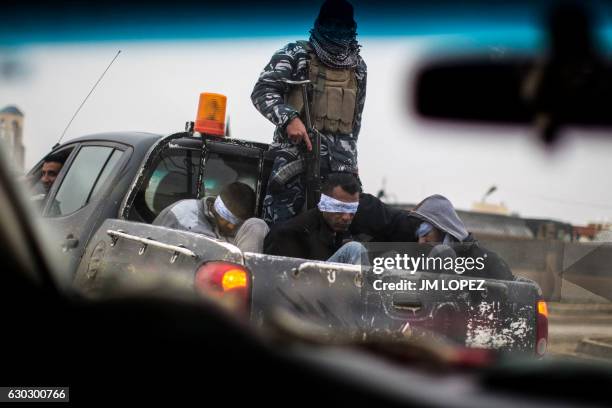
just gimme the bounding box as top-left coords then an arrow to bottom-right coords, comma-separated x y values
1,37 -> 612,225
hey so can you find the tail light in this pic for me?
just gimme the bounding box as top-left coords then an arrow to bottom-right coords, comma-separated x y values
194,261 -> 251,316
535,299 -> 548,357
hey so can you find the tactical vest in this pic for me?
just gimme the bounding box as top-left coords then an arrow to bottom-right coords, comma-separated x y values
287,41 -> 358,135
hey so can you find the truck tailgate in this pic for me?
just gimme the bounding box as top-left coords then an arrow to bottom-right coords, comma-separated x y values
363,270 -> 540,352
244,253 -> 365,334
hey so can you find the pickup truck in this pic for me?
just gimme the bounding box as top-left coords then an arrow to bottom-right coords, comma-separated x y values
28,127 -> 548,356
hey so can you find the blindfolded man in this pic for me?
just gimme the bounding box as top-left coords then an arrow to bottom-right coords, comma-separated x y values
153,182 -> 269,253
264,172 -> 368,266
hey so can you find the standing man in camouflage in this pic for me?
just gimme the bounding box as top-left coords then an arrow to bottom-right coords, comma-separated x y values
251,0 -> 367,225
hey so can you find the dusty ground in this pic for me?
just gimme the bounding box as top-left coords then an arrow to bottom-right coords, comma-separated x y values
546,302 -> 612,360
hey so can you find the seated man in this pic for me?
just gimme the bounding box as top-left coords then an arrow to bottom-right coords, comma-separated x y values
153,182 -> 269,253
264,173 -> 368,266
412,194 -> 515,281
40,156 -> 64,193
30,154 -> 65,214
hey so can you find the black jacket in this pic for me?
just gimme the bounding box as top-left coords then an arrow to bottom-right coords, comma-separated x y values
453,234 -> 515,281
264,208 -> 348,261
350,193 -> 420,242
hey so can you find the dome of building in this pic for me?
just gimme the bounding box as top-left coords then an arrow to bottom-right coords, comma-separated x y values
0,105 -> 23,116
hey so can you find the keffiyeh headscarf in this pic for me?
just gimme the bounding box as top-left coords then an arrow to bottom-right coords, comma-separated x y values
309,20 -> 361,69
309,0 -> 361,68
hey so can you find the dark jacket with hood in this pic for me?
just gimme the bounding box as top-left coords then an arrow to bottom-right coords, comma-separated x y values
412,195 -> 515,281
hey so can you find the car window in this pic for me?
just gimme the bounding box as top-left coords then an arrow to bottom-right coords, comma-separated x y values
143,148 -> 200,216
48,146 -> 116,217
89,148 -> 124,200
202,151 -> 259,199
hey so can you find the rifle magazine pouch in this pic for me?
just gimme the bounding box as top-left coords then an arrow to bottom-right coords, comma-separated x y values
314,86 -> 328,131
326,87 -> 342,133
313,64 -> 357,135
340,88 -> 357,134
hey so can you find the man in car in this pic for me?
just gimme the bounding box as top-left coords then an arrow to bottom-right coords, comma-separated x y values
30,154 -> 65,214
264,172 -> 368,266
153,181 -> 269,253
252,0 -> 367,225
40,156 -> 64,193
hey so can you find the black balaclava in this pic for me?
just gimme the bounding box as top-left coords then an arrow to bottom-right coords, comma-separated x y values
309,0 -> 361,68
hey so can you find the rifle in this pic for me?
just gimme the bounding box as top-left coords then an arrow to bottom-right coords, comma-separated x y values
281,78 -> 321,209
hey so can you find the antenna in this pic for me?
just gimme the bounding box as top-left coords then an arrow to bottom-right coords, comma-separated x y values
54,50 -> 121,148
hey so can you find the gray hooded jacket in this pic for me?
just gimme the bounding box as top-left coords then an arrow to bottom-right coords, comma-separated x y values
412,194 -> 469,242
411,194 -> 514,281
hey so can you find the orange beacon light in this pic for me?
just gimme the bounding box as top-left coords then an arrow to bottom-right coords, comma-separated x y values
195,92 -> 227,137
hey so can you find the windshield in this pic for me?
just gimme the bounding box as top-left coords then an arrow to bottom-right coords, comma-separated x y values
2,0 -> 612,404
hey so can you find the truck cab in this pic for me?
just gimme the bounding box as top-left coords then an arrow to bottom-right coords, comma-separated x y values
27,130 -> 274,284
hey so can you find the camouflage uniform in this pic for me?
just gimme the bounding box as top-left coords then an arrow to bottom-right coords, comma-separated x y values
252,41 -> 367,224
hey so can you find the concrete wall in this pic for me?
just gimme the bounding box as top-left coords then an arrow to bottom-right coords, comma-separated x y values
479,236 -> 612,302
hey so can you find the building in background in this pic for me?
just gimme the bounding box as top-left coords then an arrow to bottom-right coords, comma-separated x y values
575,223 -> 612,242
471,201 -> 510,215
0,105 -> 26,173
